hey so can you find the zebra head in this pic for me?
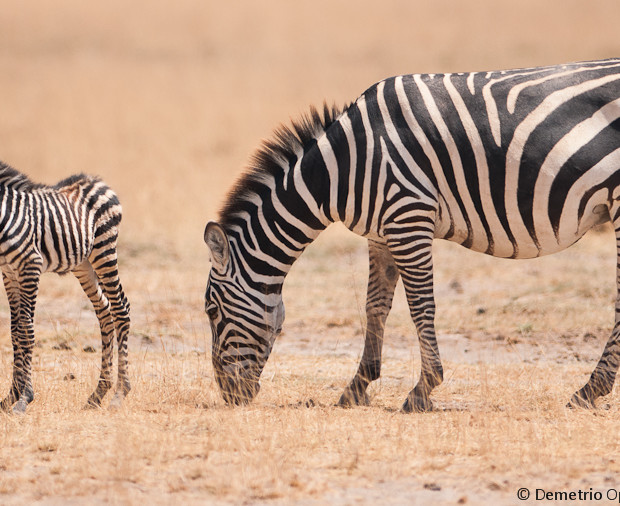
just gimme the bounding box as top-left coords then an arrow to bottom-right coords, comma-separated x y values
204,221 -> 285,405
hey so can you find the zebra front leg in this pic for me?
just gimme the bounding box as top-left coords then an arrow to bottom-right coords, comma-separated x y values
91,244 -> 130,409
568,221 -> 620,408
1,272 -> 22,411
73,262 -> 115,409
401,280 -> 442,413
387,230 -> 442,413
339,241 -> 399,407
11,262 -> 42,414
568,326 -> 620,408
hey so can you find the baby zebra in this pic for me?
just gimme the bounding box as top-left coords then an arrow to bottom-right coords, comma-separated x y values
0,162 -> 130,414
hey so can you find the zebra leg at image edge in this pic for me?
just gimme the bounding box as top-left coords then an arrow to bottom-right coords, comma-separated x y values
0,273 -> 23,411
90,246 -> 130,409
388,231 -> 442,413
74,262 -> 115,408
568,217 -> 620,408
10,263 -> 42,414
339,241 -> 399,406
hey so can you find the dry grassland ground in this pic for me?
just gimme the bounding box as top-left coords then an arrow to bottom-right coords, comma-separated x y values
1,1 -> 620,504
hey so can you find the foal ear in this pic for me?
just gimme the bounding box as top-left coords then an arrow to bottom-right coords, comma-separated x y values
204,221 -> 230,271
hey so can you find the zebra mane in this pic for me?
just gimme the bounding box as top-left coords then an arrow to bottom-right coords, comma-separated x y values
54,173 -> 97,189
0,161 -> 43,190
0,161 -> 95,192
219,102 -> 346,228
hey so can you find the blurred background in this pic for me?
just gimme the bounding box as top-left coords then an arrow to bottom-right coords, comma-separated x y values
0,0 -> 619,257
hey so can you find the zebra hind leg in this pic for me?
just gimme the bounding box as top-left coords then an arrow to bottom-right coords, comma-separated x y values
339,241 -> 399,407
568,218 -> 620,408
0,272 -> 23,411
90,235 -> 130,410
73,261 -> 115,409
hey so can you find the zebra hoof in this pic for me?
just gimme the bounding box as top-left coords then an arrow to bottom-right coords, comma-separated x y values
402,394 -> 433,413
108,393 -> 125,411
337,387 -> 370,407
12,399 -> 28,415
83,394 -> 103,410
566,391 -> 595,409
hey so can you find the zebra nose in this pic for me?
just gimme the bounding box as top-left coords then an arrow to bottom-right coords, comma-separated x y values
221,375 -> 260,405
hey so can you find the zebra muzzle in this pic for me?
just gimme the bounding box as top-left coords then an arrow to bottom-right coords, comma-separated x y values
213,360 -> 261,405
218,374 -> 260,405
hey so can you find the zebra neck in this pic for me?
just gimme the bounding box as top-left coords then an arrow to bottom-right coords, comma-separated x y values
227,204 -> 326,292
221,106 -> 355,288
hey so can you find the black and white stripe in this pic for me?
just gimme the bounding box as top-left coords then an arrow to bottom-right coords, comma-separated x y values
205,58 -> 620,410
0,163 -> 130,413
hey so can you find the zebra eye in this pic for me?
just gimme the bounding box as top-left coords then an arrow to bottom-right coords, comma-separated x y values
206,303 -> 220,320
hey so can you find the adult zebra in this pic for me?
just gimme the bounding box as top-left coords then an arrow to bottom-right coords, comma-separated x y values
0,163 -> 130,414
204,58 -> 620,412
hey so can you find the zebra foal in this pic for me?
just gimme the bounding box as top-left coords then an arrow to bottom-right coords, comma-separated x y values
0,163 -> 130,414
204,58 -> 620,411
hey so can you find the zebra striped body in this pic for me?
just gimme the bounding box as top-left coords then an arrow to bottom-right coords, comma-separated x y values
0,163 -> 130,413
205,59 -> 620,410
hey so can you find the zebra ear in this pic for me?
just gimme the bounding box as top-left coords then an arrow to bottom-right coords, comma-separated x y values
204,221 -> 230,271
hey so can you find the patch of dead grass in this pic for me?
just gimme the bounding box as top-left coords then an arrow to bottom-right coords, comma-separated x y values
0,229 -> 619,505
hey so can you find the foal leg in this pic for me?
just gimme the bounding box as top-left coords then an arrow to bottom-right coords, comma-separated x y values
568,215 -> 620,408
73,261 -> 115,408
339,240 -> 399,406
12,261 -> 42,414
90,234 -> 130,409
0,272 -> 22,411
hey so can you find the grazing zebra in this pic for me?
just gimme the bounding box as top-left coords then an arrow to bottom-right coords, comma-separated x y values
204,58 -> 620,411
0,162 -> 130,414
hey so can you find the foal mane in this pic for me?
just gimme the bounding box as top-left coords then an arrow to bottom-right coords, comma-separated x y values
0,161 -> 95,192
0,161 -> 43,190
218,102 -> 346,228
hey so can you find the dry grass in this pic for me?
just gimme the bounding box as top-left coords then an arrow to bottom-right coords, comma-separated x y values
1,225 -> 619,505
0,1 -> 620,504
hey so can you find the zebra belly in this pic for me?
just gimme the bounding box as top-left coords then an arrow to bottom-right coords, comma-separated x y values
437,189 -> 611,259
40,221 -> 90,273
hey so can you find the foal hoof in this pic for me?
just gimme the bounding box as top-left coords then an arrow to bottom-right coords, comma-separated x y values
108,394 -> 124,411
12,399 -> 28,415
337,387 -> 370,407
83,395 -> 103,410
402,395 -> 433,413
108,385 -> 130,411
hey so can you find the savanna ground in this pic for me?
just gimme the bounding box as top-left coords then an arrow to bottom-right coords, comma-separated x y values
0,1 -> 619,504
